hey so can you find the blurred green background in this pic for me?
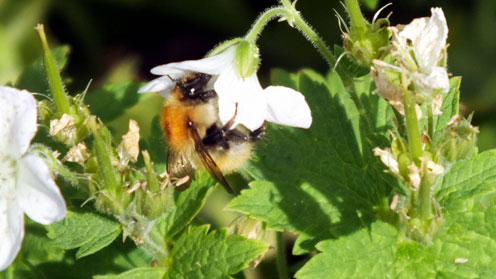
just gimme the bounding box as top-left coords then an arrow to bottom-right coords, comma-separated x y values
1,0 -> 495,277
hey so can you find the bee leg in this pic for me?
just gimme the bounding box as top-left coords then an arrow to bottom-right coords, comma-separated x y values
198,89 -> 216,101
249,124 -> 266,141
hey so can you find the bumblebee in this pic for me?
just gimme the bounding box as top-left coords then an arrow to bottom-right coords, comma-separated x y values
161,73 -> 263,193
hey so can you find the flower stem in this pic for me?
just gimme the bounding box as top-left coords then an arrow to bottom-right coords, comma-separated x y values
427,104 -> 434,148
35,24 -> 70,115
88,119 -> 120,200
276,231 -> 290,279
244,7 -> 287,42
419,173 -> 434,221
403,89 -> 423,164
344,0 -> 368,33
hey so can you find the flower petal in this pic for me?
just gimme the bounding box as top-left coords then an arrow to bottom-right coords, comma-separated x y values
137,71 -> 185,97
400,8 -> 448,73
16,154 -> 66,225
264,86 -> 312,128
151,47 -> 236,76
0,194 -> 24,271
0,86 -> 37,158
412,66 -> 450,94
215,70 -> 266,131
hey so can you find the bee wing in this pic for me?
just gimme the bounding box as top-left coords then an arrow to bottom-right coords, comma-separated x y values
189,124 -> 234,194
167,147 -> 194,189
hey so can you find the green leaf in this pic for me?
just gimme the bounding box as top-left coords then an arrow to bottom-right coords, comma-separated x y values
155,171 -> 216,240
433,77 -> 461,145
295,151 -> 496,278
230,69 -> 398,254
47,209 -> 122,259
436,150 -> 496,214
94,267 -> 166,279
14,45 -> 70,95
165,225 -> 268,279
85,81 -> 146,122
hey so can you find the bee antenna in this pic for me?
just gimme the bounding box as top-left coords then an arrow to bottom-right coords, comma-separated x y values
166,74 -> 177,82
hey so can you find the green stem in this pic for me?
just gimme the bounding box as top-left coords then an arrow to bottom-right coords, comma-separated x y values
276,231 -> 290,279
244,7 -> 287,42
344,0 -> 368,32
403,90 -> 423,164
35,24 -> 70,115
89,119 -> 120,198
418,174 -> 434,221
427,104 -> 434,148
142,150 -> 160,193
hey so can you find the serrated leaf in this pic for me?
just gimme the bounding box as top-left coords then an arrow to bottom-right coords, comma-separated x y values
94,267 -> 166,279
47,209 -> 122,259
229,69 -> 398,254
155,171 -> 216,240
295,151 -> 496,278
14,45 -> 70,95
85,81 -> 146,122
165,225 -> 268,279
436,150 -> 496,214
433,77 -> 461,144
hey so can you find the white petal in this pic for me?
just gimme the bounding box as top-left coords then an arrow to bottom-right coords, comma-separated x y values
215,70 -> 266,131
400,8 -> 448,73
214,65 -> 239,126
0,192 -> 24,271
234,76 -> 267,131
412,66 -> 450,94
151,46 -> 236,76
264,86 -> 312,128
138,72 -> 184,97
16,154 -> 66,225
0,86 -> 37,158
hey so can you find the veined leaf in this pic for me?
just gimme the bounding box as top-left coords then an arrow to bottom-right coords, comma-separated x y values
165,225 -> 267,279
47,209 -> 122,259
296,150 -> 496,278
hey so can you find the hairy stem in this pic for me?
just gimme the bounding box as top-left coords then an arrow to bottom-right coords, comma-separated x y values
244,7 -> 287,42
35,24 -> 70,115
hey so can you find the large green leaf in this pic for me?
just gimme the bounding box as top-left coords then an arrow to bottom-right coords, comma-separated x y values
47,209 -> 122,259
296,150 -> 496,279
229,69 -> 398,254
165,225 -> 267,279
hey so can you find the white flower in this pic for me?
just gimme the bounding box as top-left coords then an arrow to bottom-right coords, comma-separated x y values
390,7 -> 449,95
138,45 -> 312,131
0,86 -> 66,271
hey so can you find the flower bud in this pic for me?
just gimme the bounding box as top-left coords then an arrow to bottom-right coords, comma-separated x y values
343,12 -> 389,67
438,115 -> 479,163
235,40 -> 260,78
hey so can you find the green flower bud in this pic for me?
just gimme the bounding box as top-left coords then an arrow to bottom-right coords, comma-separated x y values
343,12 -> 389,67
439,115 -> 479,163
235,40 -> 260,78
